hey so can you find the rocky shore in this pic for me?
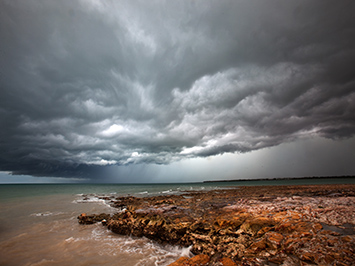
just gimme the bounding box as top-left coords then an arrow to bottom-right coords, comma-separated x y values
78,184 -> 355,265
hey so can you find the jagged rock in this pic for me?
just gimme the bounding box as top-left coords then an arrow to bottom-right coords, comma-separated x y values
238,216 -> 274,236
78,184 -> 355,266
167,254 -> 211,266
78,213 -> 111,225
167,256 -> 189,266
218,257 -> 239,266
265,231 -> 283,248
246,238 -> 267,254
187,254 -> 210,265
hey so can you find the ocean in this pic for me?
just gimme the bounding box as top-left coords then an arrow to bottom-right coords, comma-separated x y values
0,178 -> 354,266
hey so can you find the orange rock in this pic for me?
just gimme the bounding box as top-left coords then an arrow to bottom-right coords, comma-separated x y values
295,221 -> 313,232
332,252 -> 342,260
276,220 -> 313,234
298,231 -> 312,238
298,250 -> 314,263
273,211 -> 303,222
312,222 -> 322,233
167,257 -> 189,266
256,226 -> 273,237
247,238 -> 267,253
265,231 -> 283,248
219,257 -> 238,266
327,238 -> 338,247
341,235 -> 352,242
275,220 -> 296,233
268,255 -> 286,265
215,213 -> 248,229
333,262 -> 349,266
324,254 -> 335,264
79,184 -> 355,266
320,229 -> 341,236
284,237 -> 303,253
239,217 -> 274,236
186,254 -> 210,266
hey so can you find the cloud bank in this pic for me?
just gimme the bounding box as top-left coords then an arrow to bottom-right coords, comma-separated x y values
1,0 -> 355,179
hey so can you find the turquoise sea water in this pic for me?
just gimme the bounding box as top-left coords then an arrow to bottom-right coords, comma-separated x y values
0,178 -> 354,266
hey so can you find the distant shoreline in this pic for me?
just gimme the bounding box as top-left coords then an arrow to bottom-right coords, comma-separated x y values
203,175 -> 355,183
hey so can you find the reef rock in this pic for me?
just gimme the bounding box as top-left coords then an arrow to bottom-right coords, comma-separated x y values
78,184 -> 355,265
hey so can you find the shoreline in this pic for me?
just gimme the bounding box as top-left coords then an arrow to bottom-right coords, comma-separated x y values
78,184 -> 355,265
203,175 -> 355,183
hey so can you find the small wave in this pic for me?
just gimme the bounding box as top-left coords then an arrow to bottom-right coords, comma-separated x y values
30,259 -> 56,266
30,211 -> 64,217
65,237 -> 75,243
72,196 -> 106,204
162,189 -> 173,194
169,245 -> 193,258
72,195 -> 110,206
115,207 -> 127,213
91,226 -> 107,238
72,195 -> 117,213
60,223 -> 192,265
135,243 -> 193,266
138,191 -> 149,195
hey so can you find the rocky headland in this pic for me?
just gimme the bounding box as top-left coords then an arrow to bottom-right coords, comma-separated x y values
78,184 -> 355,265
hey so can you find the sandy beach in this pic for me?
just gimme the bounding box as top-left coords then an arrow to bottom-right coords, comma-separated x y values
79,184 -> 355,265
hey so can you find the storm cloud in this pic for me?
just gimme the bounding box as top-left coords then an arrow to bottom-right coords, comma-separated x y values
1,0 -> 355,179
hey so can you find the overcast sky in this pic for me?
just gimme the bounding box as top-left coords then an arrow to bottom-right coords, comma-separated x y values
1,0 -> 355,183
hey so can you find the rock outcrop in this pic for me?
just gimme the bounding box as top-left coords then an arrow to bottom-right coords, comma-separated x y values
78,184 -> 355,265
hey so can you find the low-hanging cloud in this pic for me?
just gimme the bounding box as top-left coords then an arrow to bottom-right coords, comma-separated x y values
1,0 -> 355,179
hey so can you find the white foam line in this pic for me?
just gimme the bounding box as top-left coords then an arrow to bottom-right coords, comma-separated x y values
30,211 -> 64,217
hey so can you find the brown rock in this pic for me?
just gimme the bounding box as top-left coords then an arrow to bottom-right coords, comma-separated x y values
78,213 -> 111,225
219,257 -> 238,266
242,257 -> 268,266
320,229 -> 341,236
187,254 -> 210,265
78,184 -> 355,266
167,256 -> 189,266
298,249 -> 315,263
327,238 -> 338,247
246,238 -> 267,254
256,226 -> 273,237
276,255 -> 300,266
239,217 -> 274,236
312,222 -> 322,233
284,237 -> 303,253
265,231 -> 283,248
275,220 -> 295,234
168,255 -> 211,266
341,235 -> 352,242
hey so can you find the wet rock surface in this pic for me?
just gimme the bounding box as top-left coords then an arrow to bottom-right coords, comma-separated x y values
78,184 -> 355,265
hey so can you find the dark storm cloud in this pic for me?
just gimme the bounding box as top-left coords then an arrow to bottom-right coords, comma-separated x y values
1,0 -> 355,178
